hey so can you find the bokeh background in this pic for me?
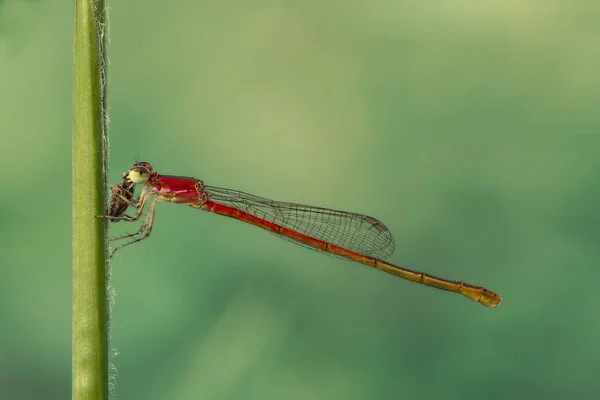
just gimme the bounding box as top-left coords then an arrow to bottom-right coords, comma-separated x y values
2,1 -> 600,399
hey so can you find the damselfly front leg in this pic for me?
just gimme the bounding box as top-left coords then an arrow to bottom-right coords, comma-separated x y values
108,195 -> 158,257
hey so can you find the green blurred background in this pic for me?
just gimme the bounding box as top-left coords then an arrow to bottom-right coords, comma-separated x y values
2,1 -> 600,399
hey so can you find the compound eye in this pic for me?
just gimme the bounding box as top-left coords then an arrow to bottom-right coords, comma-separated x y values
133,161 -> 153,172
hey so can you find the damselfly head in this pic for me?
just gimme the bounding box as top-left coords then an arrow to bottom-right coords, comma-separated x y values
127,161 -> 153,184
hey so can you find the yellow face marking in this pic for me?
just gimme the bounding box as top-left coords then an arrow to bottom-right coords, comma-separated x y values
127,167 -> 150,184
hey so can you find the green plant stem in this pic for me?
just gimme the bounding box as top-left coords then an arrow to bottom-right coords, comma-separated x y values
72,0 -> 108,399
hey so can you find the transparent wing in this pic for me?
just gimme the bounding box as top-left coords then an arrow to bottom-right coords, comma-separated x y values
205,186 -> 395,259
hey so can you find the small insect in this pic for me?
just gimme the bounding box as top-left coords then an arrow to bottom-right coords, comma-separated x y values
104,174 -> 137,222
